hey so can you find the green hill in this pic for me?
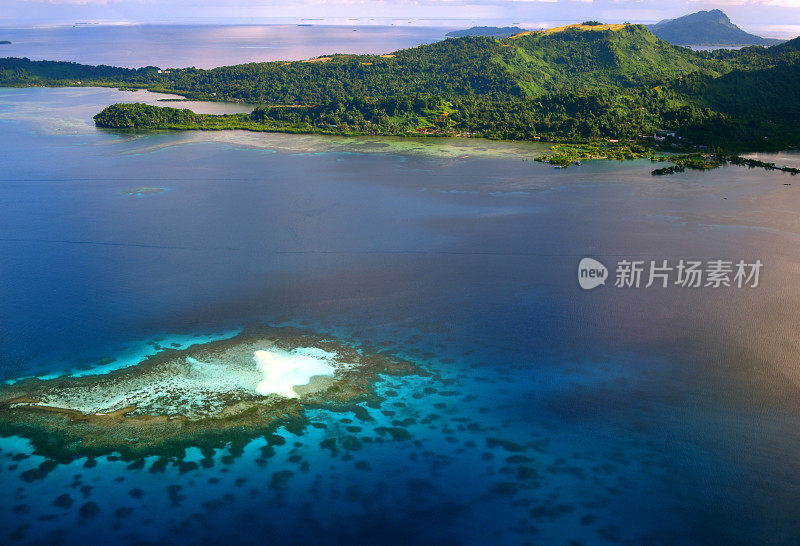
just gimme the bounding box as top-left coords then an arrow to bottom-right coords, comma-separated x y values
93,102 -> 200,128
495,23 -> 724,96
674,59 -> 800,147
3,23 -> 800,151
648,10 -> 782,46
0,25 -> 727,103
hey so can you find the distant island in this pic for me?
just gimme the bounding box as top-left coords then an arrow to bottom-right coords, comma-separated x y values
0,41 -> 11,45
446,26 -> 525,39
648,9 -> 783,46
2,20 -> 799,172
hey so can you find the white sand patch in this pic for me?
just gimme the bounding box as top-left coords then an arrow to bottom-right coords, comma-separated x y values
24,353 -> 263,416
13,342 -> 346,416
254,348 -> 337,398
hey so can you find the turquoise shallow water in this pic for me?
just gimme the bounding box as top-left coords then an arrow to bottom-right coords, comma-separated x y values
0,326 -> 704,545
2,87 -> 800,544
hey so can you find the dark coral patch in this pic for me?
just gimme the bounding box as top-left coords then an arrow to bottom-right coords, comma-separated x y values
78,501 -> 100,519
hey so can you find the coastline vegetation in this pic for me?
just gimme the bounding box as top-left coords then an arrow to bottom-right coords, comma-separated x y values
535,142 -> 656,166
3,23 -> 799,172
651,151 -> 800,175
652,165 -> 686,175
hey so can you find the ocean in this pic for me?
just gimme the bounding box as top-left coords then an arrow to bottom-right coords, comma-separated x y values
2,28 -> 800,546
0,24 -> 450,68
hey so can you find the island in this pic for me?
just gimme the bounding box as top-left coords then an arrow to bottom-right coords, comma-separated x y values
445,26 -> 525,38
126,185 -> 166,195
0,325 -> 423,463
0,41 -> 10,45
2,18 -> 799,174
647,10 -> 783,47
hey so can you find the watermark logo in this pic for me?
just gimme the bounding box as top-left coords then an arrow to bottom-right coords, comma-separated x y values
578,257 -> 608,290
578,257 -> 762,290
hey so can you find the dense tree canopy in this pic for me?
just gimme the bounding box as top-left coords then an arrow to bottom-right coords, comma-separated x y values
5,24 -> 798,151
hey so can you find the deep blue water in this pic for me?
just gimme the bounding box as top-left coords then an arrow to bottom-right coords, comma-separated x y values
2,87 -> 800,545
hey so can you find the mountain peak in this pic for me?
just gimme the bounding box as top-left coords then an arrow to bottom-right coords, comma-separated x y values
648,9 -> 781,46
705,9 -> 730,20
686,9 -> 734,27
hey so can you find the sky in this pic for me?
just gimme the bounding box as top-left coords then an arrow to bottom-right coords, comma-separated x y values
1,0 -> 798,38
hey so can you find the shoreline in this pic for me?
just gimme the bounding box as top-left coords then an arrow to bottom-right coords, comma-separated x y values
2,84 -> 798,174
90,99 -> 798,175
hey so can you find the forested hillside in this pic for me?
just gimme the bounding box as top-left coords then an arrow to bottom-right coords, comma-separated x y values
3,23 -> 799,151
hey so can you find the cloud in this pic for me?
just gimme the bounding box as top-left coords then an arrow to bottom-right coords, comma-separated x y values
752,23 -> 800,35
24,0 -> 122,4
690,0 -> 800,6
760,0 -> 800,5
4,0 -> 799,26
